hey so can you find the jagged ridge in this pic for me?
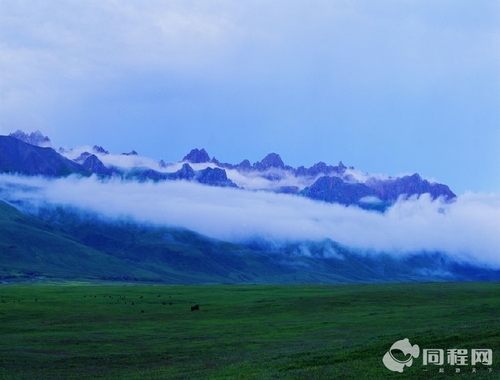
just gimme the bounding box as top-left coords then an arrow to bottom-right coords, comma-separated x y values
0,132 -> 456,208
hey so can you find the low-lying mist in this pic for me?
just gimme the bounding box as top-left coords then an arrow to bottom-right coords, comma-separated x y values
1,174 -> 498,267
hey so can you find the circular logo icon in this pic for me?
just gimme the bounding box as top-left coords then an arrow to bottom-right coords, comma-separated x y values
382,338 -> 420,373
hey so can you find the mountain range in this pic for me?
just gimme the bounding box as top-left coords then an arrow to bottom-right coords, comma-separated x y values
1,130 -> 492,285
1,130 -> 455,209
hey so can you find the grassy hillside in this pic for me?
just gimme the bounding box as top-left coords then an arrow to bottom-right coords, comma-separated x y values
1,200 -> 500,284
0,282 -> 498,379
0,201 -> 152,281
0,201 -> 312,284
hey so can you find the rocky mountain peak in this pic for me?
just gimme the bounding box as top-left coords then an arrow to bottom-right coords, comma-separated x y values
93,145 -> 109,155
183,148 -> 211,163
0,132 -> 457,208
122,150 -> 138,156
338,161 -> 346,172
9,130 -> 52,148
254,153 -> 285,171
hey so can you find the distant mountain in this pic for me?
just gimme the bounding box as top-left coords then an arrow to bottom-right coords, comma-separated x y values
365,174 -> 456,202
0,131 -> 489,285
184,148 -> 456,206
9,130 -> 52,148
301,173 -> 456,207
183,148 -> 211,163
301,176 -> 373,205
0,136 -> 90,177
254,153 -> 286,171
296,161 -> 346,177
0,131 -> 456,208
0,135 -> 237,187
81,154 -> 114,176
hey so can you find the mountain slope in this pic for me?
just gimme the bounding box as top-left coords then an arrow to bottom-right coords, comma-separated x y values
0,201 -> 147,281
1,202 -> 499,284
0,136 -> 89,177
9,130 -> 52,147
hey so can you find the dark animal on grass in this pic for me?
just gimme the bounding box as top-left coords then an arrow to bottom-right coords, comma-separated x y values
191,304 -> 200,311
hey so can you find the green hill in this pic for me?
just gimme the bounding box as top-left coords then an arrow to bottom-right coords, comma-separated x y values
0,201 -> 300,283
1,201 -> 499,284
0,201 -> 152,281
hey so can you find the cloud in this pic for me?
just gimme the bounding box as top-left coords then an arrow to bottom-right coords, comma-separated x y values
2,1 -> 497,122
0,174 -> 498,267
60,144 -> 409,192
1,1 -> 498,195
60,146 -> 361,191
60,146 -> 168,171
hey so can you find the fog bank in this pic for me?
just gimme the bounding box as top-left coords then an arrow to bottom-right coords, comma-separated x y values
1,174 -> 498,266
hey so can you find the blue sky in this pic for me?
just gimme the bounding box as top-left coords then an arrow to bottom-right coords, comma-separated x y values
1,0 -> 499,194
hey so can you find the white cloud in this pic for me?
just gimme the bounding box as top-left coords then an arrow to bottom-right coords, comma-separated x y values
0,174 -> 498,267
1,0 -> 498,197
2,1 -> 497,113
59,145 -> 444,194
223,168 -> 319,191
60,146 -> 168,171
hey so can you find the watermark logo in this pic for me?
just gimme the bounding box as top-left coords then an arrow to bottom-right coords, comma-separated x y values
383,339 -> 494,374
382,338 -> 420,373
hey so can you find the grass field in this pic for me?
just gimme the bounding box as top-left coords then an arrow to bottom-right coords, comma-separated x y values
0,282 -> 499,379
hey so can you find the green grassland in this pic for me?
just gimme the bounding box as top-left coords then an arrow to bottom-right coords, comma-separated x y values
0,282 -> 499,379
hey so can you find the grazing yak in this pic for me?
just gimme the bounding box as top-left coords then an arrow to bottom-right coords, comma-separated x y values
190,304 -> 200,311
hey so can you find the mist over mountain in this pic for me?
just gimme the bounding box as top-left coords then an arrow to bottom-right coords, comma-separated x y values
0,131 -> 497,284
0,131 -> 455,209
0,199 -> 499,284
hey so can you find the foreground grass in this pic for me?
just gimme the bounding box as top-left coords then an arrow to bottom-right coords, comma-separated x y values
0,282 -> 499,379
